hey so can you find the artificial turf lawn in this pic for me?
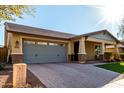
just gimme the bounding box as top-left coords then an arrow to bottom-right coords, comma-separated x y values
96,62 -> 124,74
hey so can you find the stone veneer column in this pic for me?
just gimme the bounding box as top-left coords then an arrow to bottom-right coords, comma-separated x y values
78,37 -> 86,63
11,53 -> 23,64
114,44 -> 120,60
11,33 -> 23,64
67,41 -> 72,63
101,42 -> 105,60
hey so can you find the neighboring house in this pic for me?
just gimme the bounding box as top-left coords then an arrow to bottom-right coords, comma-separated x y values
4,22 -> 120,64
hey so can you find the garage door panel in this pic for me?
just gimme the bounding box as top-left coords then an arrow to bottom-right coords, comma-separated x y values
23,42 -> 67,63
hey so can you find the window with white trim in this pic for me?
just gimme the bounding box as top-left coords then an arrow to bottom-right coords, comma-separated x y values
24,41 -> 35,44
37,42 -> 47,45
49,43 -> 58,46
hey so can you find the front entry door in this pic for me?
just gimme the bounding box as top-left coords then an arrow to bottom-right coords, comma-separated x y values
74,41 -> 79,61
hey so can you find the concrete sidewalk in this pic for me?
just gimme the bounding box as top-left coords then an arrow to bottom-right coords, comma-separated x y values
102,79 -> 124,88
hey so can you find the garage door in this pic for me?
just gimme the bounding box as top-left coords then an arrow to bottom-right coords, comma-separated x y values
23,41 -> 67,63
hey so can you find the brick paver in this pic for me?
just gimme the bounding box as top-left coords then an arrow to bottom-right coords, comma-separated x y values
28,63 -> 120,88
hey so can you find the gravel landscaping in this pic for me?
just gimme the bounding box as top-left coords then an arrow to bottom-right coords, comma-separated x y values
0,64 -> 45,88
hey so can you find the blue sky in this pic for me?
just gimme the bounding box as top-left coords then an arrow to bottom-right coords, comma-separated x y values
0,5 -> 120,45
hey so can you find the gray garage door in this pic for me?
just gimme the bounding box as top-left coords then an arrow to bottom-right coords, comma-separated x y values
23,41 -> 67,63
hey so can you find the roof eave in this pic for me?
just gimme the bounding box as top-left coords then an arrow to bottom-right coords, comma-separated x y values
6,30 -> 71,40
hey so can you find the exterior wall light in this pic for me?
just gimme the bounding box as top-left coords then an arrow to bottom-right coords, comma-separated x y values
15,40 -> 20,48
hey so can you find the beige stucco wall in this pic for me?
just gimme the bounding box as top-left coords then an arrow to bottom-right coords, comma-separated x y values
85,41 -> 101,60
7,31 -> 119,62
11,33 -> 22,54
9,33 -> 71,55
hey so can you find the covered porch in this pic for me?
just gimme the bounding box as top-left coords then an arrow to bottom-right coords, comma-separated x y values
68,30 -> 120,63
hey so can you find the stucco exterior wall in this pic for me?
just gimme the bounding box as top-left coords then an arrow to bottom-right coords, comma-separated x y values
85,41 -> 101,60
7,30 -> 118,63
8,33 -> 72,63
11,33 -> 22,54
10,33 -> 71,54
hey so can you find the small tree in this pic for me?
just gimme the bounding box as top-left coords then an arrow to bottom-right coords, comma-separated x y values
0,5 -> 35,70
0,5 -> 35,22
117,20 -> 124,40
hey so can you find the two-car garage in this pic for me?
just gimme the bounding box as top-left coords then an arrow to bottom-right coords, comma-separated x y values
5,22 -> 75,64
23,40 -> 67,64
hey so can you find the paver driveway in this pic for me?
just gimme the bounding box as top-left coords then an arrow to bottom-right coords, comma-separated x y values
28,63 -> 120,88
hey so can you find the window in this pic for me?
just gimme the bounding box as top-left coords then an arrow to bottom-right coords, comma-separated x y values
37,42 -> 47,45
95,45 -> 102,55
24,41 -> 35,44
49,43 -> 58,46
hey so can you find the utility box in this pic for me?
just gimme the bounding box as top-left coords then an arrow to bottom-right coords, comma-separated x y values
13,63 -> 27,87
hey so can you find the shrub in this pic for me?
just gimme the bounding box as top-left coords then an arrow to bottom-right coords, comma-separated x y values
0,62 -> 6,70
104,52 -> 122,62
120,53 -> 124,61
104,52 -> 113,61
120,62 -> 124,66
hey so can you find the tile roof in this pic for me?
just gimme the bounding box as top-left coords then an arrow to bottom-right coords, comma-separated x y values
5,22 -> 75,39
4,22 -> 119,43
71,30 -> 120,43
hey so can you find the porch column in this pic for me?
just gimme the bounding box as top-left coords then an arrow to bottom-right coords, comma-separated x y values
114,44 -> 120,60
101,42 -> 105,60
115,44 -> 119,53
67,41 -> 72,63
78,37 -> 86,63
11,33 -> 23,64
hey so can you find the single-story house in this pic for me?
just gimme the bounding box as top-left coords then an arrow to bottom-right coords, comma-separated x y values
4,22 -> 121,64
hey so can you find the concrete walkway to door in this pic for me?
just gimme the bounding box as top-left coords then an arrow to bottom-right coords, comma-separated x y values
28,63 -> 121,88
